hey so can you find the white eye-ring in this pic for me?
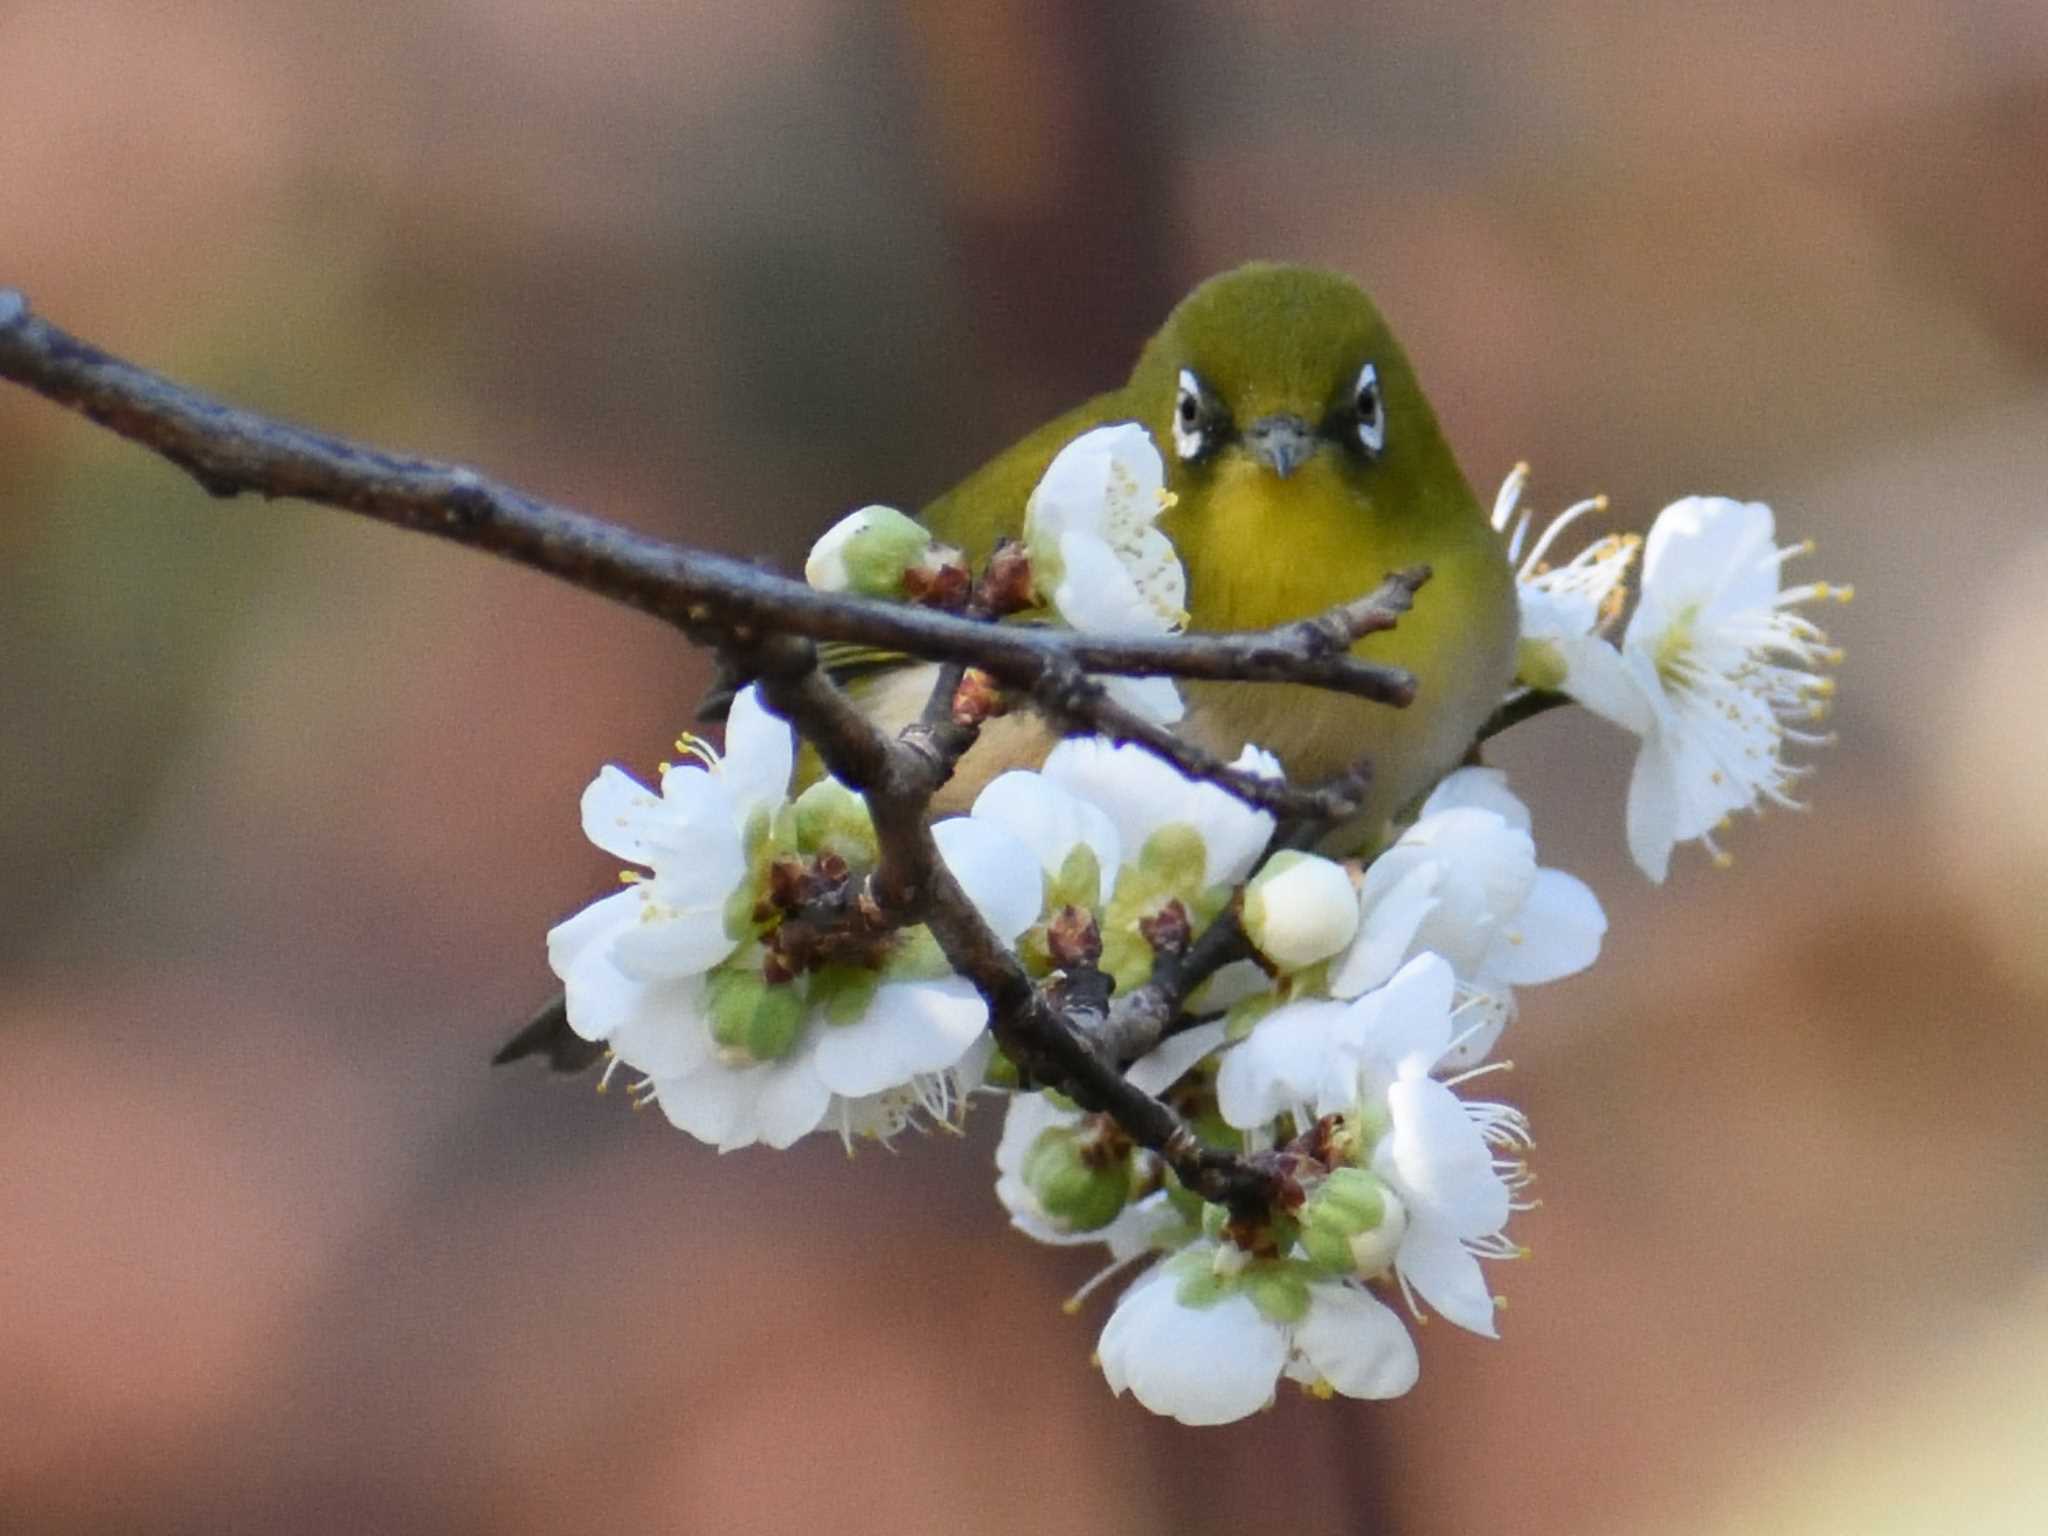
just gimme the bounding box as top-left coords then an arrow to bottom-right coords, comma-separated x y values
1354,361 -> 1385,458
1172,368 -> 1209,461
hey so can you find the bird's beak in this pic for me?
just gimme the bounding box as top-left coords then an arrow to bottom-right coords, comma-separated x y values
1246,414 -> 1317,479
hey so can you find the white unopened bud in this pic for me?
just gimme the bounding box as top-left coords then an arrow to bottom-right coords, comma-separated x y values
1242,851 -> 1360,969
804,505 -> 938,597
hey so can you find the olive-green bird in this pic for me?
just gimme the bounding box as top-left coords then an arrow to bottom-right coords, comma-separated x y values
835,261 -> 1514,834
496,262 -> 1514,1071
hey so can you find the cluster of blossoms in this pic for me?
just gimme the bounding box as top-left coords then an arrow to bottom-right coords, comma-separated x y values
551,426 -> 1847,1424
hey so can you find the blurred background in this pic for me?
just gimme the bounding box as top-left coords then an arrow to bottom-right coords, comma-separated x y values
4,1 -> 2046,1531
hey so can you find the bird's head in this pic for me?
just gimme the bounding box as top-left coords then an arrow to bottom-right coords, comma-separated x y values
1127,262 -> 1465,524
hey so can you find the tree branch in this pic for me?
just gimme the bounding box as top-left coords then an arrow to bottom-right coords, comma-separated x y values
0,289 -> 1417,710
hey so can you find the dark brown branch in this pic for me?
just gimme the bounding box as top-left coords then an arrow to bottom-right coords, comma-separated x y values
1032,662 -> 1379,823
1094,907 -> 1255,1064
0,289 -> 1416,709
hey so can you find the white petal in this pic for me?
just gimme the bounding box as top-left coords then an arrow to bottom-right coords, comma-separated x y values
1216,1000 -> 1352,1130
1488,868 -> 1605,986
1625,734 -> 1683,883
971,771 -> 1121,901
1293,1282 -> 1420,1399
1562,633 -> 1656,735
605,986 -> 717,1078
1197,747 -> 1283,888
1126,1020 -> 1227,1096
1382,1077 -> 1511,1238
608,896 -> 743,980
718,687 -> 796,820
1633,496 -> 1778,634
653,1061 -> 770,1150
579,766 -> 669,865
656,1054 -> 831,1152
1396,1221 -> 1498,1337
809,977 -> 989,1098
1054,529 -> 1165,633
1101,673 -> 1186,725
546,887 -> 638,979
1098,1264 -> 1285,1426
1419,768 -> 1530,830
750,1056 -> 838,1149
933,816 -> 1044,944
1329,862 -> 1438,1000
1348,953 -> 1459,1082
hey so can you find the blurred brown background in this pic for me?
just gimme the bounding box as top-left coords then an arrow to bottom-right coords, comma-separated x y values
5,2 -> 2047,1532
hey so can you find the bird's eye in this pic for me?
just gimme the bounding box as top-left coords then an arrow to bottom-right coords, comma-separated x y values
1172,368 -> 1211,461
1353,362 -> 1386,458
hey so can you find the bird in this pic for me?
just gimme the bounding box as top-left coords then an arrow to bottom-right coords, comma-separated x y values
496,262 -> 1515,1072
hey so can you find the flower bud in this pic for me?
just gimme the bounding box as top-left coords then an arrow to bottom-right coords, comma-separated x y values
1242,851 -> 1360,970
792,780 -> 878,866
1021,1123 -> 1131,1233
805,505 -> 942,598
706,965 -> 806,1065
1299,1167 -> 1408,1278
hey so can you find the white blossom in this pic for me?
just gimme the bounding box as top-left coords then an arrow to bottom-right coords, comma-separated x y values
1566,496 -> 1849,881
1022,423 -> 1188,723
1217,954 -> 1528,1337
1326,769 -> 1604,1064
1097,1248 -> 1417,1425
548,689 -> 1039,1151
994,1025 -> 1223,1261
1492,463 -> 1640,697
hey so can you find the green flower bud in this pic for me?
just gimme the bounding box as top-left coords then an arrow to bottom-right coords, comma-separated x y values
804,505 -> 941,597
1021,1124 -> 1132,1233
1515,635 -> 1571,693
792,780 -> 878,866
706,965 -> 805,1065
1298,1167 -> 1408,1278
1242,850 -> 1360,970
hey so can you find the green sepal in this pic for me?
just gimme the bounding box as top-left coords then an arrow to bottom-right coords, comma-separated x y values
880,925 -> 951,984
1515,635 -> 1570,693
1167,1246 -> 1231,1310
1243,1260 -> 1312,1326
1224,989 -> 1282,1043
1045,843 -> 1103,916
808,963 -> 881,1026
1299,1167 -> 1392,1274
1021,1125 -> 1131,1233
792,780 -> 878,866
706,963 -> 805,1063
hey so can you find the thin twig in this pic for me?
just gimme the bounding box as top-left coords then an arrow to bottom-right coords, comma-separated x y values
1479,687 -> 1570,740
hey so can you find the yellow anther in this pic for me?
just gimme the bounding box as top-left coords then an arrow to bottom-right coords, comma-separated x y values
1493,1295 -> 1509,1311
1834,584 -> 1855,603
1591,493 -> 1610,512
1063,1298 -> 1083,1317
1712,850 -> 1735,870
1305,1379 -> 1336,1401
619,869 -> 646,884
